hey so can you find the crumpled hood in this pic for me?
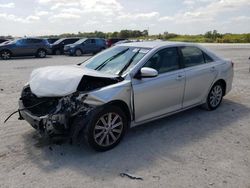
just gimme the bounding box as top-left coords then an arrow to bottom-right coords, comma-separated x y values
29,65 -> 116,97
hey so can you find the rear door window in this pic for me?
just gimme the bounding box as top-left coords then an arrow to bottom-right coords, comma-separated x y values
203,52 -> 214,63
180,46 -> 206,67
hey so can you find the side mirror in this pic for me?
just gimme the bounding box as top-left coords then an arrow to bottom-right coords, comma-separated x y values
136,67 -> 158,79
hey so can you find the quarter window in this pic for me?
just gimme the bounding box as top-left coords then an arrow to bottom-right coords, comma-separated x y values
180,46 -> 205,67
204,52 -> 214,63
144,47 -> 180,74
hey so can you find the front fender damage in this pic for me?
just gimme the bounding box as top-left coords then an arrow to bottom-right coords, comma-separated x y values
19,74 -> 126,143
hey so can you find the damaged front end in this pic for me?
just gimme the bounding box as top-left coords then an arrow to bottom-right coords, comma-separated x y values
19,86 -> 93,138
18,73 -> 125,140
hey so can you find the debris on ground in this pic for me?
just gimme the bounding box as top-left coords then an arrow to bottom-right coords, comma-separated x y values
119,173 -> 143,181
152,176 -> 160,180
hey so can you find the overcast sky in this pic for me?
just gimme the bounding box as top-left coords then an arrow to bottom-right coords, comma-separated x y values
0,0 -> 250,36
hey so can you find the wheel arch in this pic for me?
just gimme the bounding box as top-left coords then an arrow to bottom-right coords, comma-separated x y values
213,79 -> 226,96
37,48 -> 47,53
0,49 -> 12,55
107,100 -> 132,125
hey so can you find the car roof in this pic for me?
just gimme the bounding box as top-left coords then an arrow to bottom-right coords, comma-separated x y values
118,41 -> 203,49
118,41 -> 222,60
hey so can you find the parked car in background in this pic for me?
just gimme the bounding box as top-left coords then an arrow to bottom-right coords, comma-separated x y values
0,39 -> 9,44
114,40 -> 133,46
45,38 -> 60,44
106,38 -> 126,47
64,38 -> 106,56
51,38 -> 80,55
0,38 -> 51,60
19,42 -> 233,151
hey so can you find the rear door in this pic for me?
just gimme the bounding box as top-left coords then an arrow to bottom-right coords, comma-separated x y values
14,39 -> 32,56
84,39 -> 97,53
132,47 -> 185,123
27,39 -> 42,54
180,46 -> 218,107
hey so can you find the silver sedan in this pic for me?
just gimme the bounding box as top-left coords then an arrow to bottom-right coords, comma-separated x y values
19,41 -> 234,151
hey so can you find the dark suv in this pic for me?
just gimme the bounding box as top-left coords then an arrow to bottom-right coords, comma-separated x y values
45,38 -> 60,44
64,38 -> 106,56
51,38 -> 80,55
0,38 -> 51,60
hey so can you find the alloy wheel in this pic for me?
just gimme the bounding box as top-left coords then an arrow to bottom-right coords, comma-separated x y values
94,112 -> 123,147
209,85 -> 223,108
38,50 -> 46,58
1,51 -> 10,60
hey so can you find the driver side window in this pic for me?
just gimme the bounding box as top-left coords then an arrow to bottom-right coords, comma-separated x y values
143,47 -> 180,74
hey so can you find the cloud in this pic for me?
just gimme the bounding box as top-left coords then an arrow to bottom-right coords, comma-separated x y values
1,0 -> 249,35
231,16 -> 250,22
118,12 -> 160,20
158,16 -> 174,22
0,2 -> 15,8
159,0 -> 250,24
35,11 -> 49,16
50,13 -> 81,20
0,13 -> 40,23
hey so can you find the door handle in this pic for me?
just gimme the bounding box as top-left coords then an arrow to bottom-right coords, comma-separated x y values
176,74 -> 185,81
210,66 -> 216,72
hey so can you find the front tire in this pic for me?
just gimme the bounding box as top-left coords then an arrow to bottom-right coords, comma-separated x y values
0,50 -> 11,60
204,82 -> 224,111
75,49 -> 82,56
83,105 -> 128,151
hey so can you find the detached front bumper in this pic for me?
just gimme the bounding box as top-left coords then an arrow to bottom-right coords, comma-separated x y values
19,99 -> 68,136
18,87 -> 94,139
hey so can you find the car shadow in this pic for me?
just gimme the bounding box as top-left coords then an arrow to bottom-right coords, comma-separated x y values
21,99 -> 250,179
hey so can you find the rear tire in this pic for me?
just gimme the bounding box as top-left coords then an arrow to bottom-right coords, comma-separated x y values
83,105 -> 128,152
36,49 -> 47,58
204,82 -> 224,111
0,50 -> 11,60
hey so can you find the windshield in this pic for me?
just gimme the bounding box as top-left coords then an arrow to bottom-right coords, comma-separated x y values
53,38 -> 65,45
83,46 -> 150,75
74,38 -> 87,45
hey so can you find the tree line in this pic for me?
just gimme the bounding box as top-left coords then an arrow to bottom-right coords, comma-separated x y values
1,30 -> 250,43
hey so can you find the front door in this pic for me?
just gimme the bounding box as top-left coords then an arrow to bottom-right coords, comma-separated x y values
132,47 -> 185,123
